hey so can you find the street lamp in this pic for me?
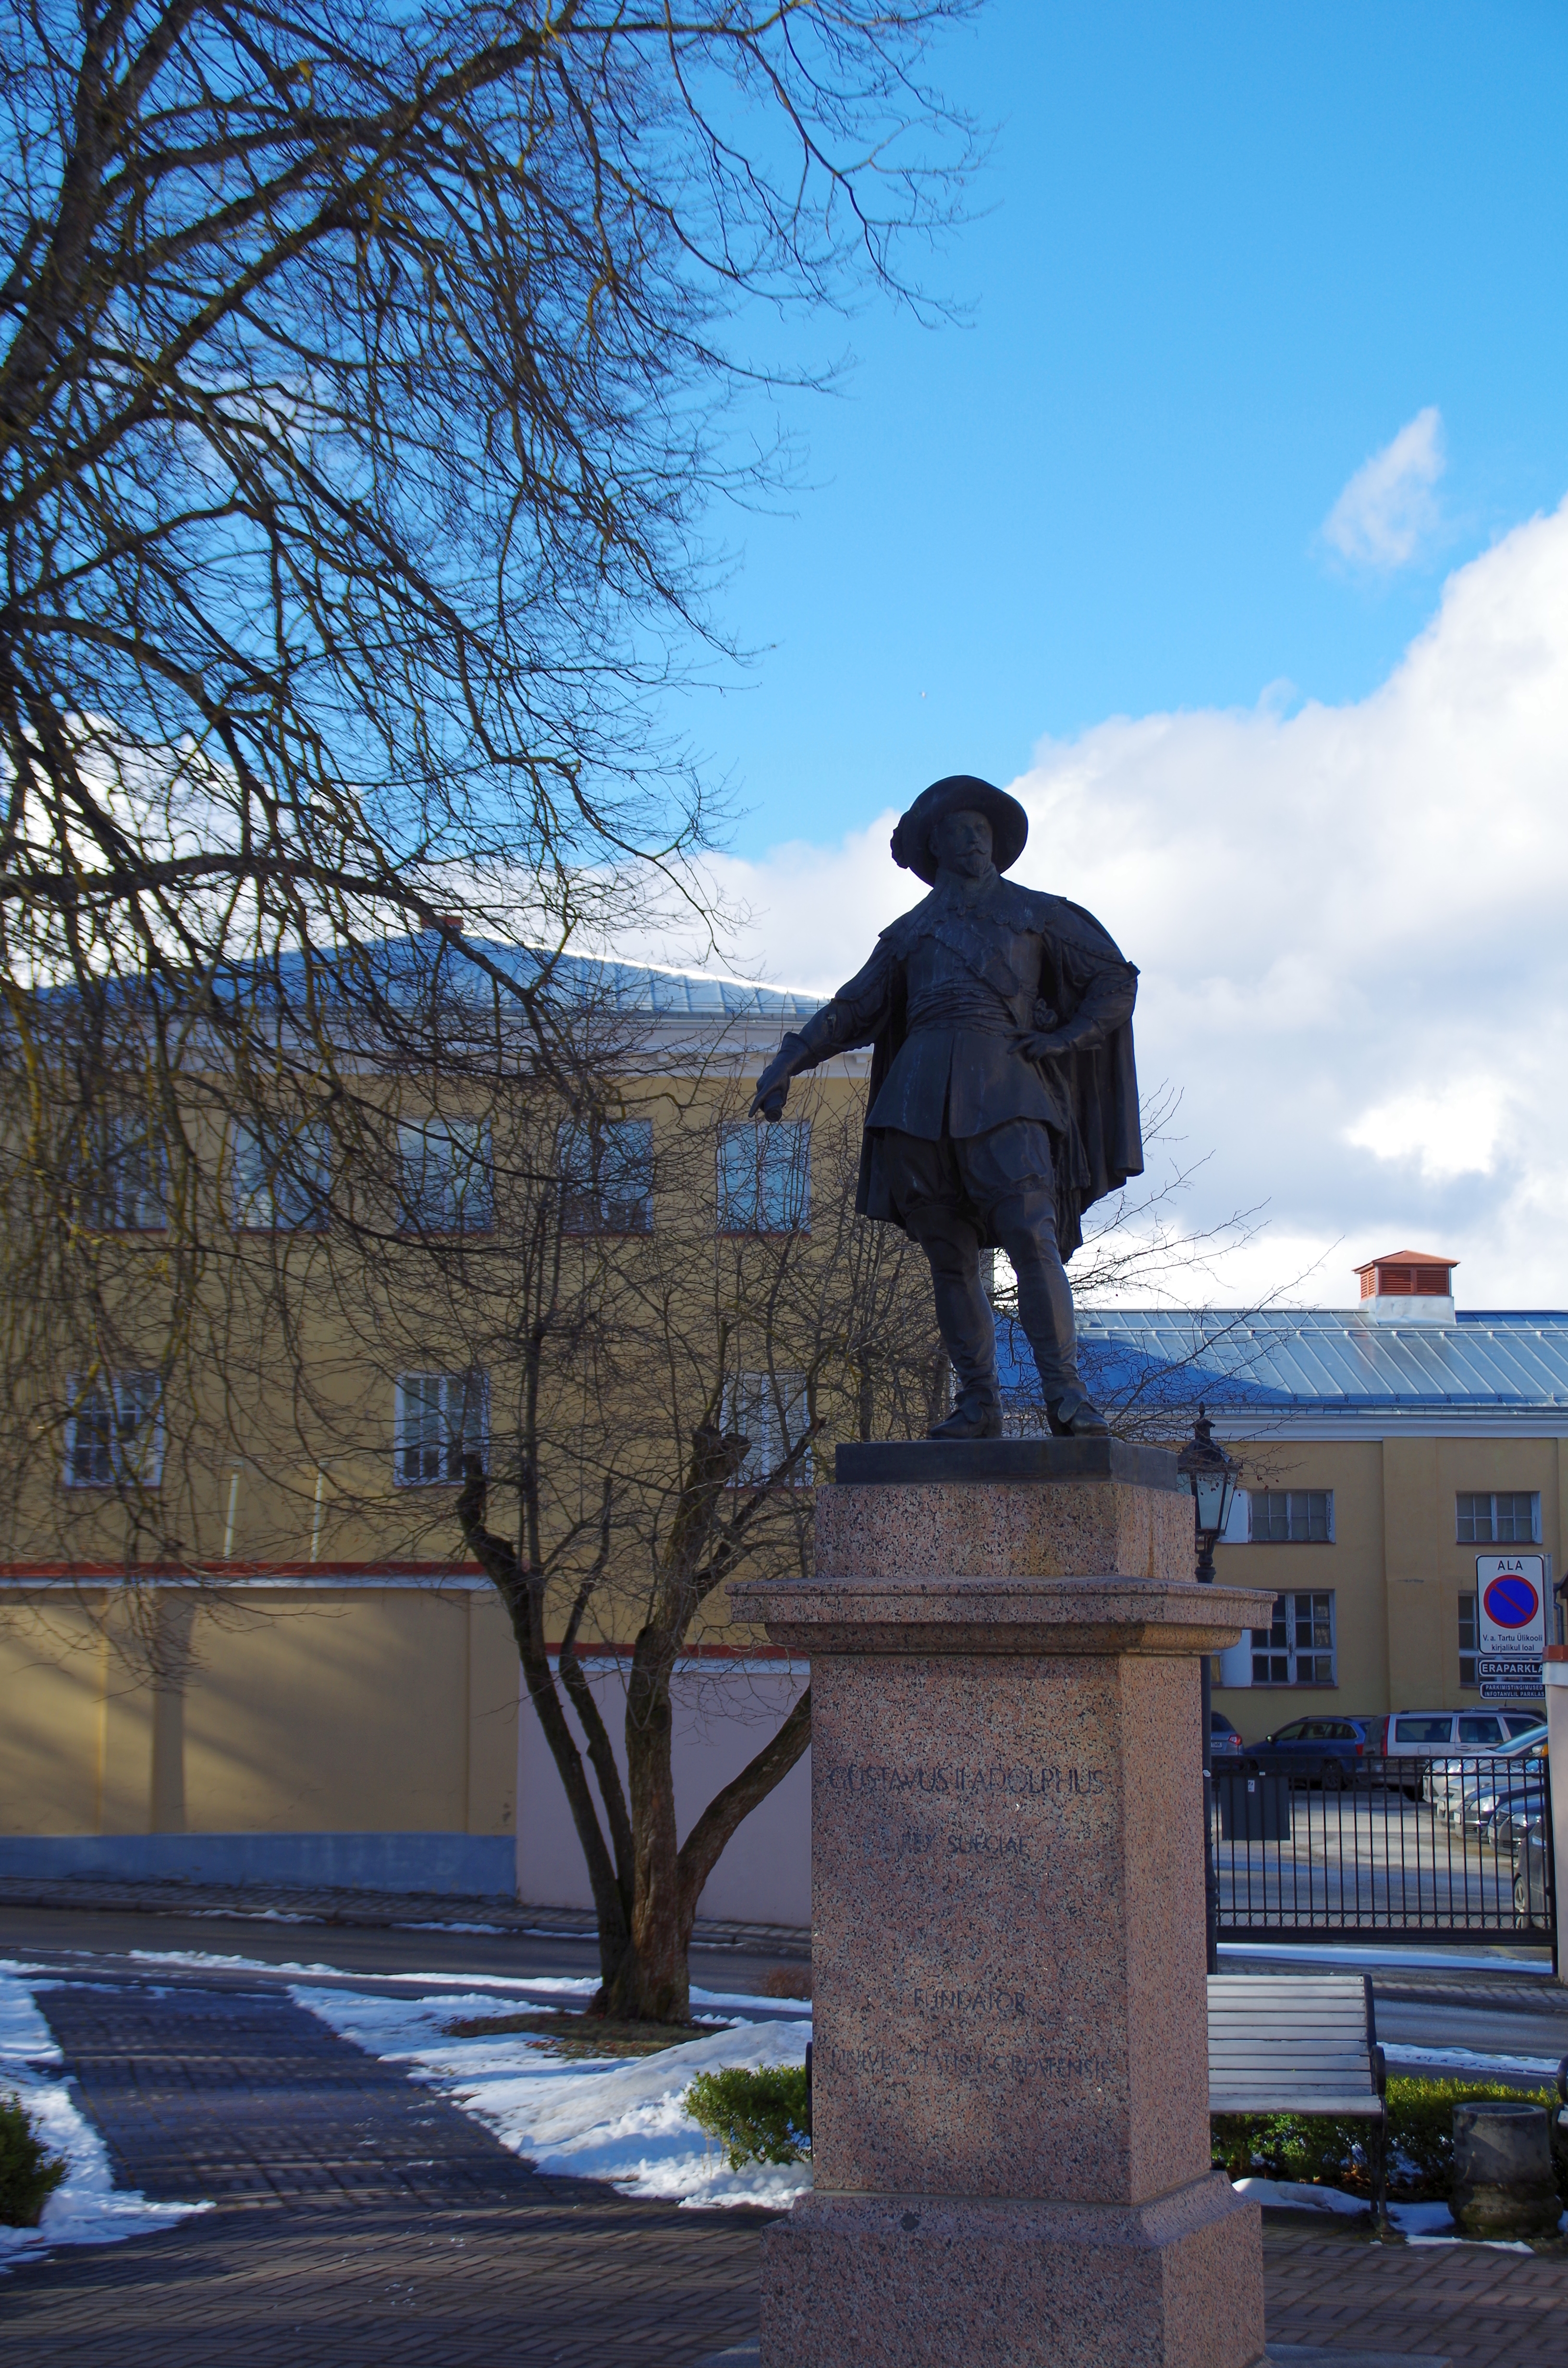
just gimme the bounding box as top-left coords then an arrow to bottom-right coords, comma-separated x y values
1177,1406 -> 1241,1973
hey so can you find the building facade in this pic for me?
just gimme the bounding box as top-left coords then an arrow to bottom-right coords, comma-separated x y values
0,941 -> 851,1922
1074,1250 -> 1568,1738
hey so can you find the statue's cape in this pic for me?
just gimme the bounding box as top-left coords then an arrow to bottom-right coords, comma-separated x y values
856,884 -> 1143,1258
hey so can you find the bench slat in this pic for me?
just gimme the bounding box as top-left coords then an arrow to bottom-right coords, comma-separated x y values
1207,1972 -> 1381,2119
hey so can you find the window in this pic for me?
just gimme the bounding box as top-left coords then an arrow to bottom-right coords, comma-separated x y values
1392,1714 -> 1455,1745
82,1113 -> 168,1230
717,1123 -> 809,1234
1251,1591 -> 1335,1685
394,1371 -> 489,1485
723,1369 -> 811,1485
1251,1490 -> 1333,1543
398,1120 -> 493,1233
1501,1712 -> 1548,1739
63,1370 -> 164,1488
1458,1591 -> 1478,1689
231,1122 -> 330,1231
1456,1491 -> 1539,1543
1457,1714 -> 1506,1746
559,1121 -> 653,1234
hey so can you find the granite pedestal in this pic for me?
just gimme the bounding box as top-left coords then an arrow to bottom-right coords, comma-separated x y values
729,1438 -> 1279,2368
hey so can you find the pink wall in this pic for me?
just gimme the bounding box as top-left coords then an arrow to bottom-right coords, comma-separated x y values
516,1656 -> 811,1928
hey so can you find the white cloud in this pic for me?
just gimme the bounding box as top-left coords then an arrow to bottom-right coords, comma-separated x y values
1345,1082 -> 1507,1183
649,492 -> 1568,1309
1321,406 -> 1446,569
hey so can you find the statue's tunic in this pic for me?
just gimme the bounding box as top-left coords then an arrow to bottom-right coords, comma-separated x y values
790,875 -> 1141,1257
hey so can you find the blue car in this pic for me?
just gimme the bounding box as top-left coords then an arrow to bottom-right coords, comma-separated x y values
1243,1714 -> 1384,1789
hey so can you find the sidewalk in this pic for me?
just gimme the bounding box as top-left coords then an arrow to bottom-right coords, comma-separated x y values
3,1956 -> 1565,2367
0,1874 -> 811,1958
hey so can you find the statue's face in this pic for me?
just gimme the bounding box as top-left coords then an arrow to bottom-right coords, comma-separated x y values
931,807 -> 994,880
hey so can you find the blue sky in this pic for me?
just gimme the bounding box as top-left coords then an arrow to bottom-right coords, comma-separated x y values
694,0 -> 1568,854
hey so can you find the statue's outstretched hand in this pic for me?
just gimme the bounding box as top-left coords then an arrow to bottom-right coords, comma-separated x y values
749,1040 -> 802,1122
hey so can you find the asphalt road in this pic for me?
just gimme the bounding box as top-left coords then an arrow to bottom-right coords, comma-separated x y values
0,1903 -> 809,2009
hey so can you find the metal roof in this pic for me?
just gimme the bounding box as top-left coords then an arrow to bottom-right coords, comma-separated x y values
1003,1306 -> 1568,1414
441,939 -> 822,1020
225,932 -> 823,1022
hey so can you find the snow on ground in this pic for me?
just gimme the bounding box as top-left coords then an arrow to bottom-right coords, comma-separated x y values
293,1980 -> 813,2210
1234,2178 -> 1564,2243
1382,2042 -> 1564,2079
0,1963 -> 209,2272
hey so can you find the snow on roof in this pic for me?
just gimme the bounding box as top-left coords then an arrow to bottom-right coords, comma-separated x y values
235,931 -> 823,1022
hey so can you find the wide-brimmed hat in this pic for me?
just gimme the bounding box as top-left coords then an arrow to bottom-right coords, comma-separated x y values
890,774 -> 1029,885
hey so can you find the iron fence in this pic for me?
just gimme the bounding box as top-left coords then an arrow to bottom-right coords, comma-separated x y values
1209,1751 -> 1555,1948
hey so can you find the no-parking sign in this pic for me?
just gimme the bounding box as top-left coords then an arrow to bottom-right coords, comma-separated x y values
1476,1554 -> 1547,1693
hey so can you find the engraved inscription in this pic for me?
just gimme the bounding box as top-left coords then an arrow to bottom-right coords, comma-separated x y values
821,1761 -> 1108,1798
822,2040 -> 1118,2087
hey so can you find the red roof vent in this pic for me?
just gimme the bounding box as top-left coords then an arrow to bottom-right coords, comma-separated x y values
1353,1249 -> 1458,1300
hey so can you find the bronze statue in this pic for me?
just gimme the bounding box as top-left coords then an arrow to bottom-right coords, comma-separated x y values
750,775 -> 1141,1440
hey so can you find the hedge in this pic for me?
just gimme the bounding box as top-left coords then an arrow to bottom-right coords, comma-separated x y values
1213,2076 -> 1568,2204
684,2067 -> 810,2171
685,2067 -> 1567,2201
0,2093 -> 66,2229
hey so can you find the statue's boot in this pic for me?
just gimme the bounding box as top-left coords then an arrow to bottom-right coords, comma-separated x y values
993,1196 -> 1107,1438
918,1237 -> 1004,1441
929,1391 -> 1003,1443
1046,1386 -> 1110,1438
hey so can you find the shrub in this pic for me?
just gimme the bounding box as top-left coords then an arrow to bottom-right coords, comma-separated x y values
685,2066 -> 811,2171
0,2093 -> 66,2228
762,1966 -> 812,2001
1213,2077 -> 1568,2205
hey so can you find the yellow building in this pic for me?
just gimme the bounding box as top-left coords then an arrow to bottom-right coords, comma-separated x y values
0,946 -> 884,1923
1076,1250 -> 1567,1739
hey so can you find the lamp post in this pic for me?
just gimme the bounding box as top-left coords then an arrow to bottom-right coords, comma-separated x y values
1177,1405 -> 1241,1975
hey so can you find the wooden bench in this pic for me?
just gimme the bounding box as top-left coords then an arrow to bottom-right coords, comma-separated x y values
1208,1971 -> 1389,2224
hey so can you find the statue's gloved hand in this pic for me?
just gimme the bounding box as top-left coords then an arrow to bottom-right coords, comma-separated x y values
748,1034 -> 810,1122
1017,1029 -> 1069,1062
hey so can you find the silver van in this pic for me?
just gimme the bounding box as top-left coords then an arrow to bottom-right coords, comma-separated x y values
1379,1708 -> 1545,1756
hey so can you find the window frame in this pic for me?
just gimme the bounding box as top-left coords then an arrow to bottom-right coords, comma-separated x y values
1458,1589 -> 1478,1689
62,1369 -> 166,1489
396,1118 -> 494,1235
230,1120 -> 331,1233
1456,1490 -> 1541,1545
82,1112 -> 170,1232
716,1122 -> 810,1237
722,1368 -> 812,1487
393,1369 -> 490,1488
1250,1489 -> 1335,1544
558,1118 -> 655,1236
1250,1589 -> 1336,1686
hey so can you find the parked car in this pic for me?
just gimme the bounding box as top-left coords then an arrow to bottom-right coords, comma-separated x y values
1470,1789 -> 1547,1849
1241,1715 -> 1384,1788
1429,1729 -> 1547,1820
1382,1708 -> 1545,1759
1456,1755 -> 1549,1841
1493,1800 -> 1548,1852
1211,1710 -> 1244,1762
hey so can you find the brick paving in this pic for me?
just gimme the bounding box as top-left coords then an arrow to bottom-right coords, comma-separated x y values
0,1976 -> 767,2365
2,1971 -> 1567,2366
1263,2220 -> 1568,2368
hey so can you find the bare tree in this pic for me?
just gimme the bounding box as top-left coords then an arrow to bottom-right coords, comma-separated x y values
401,1061 -> 940,2025
0,0 -> 981,1576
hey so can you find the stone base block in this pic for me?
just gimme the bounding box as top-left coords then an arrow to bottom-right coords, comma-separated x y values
759,2176 -> 1264,2368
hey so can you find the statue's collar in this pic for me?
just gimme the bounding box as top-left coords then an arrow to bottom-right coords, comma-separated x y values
928,866 -> 1003,913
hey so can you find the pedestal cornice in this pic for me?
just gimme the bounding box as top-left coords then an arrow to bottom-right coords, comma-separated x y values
728,1573 -> 1277,1658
